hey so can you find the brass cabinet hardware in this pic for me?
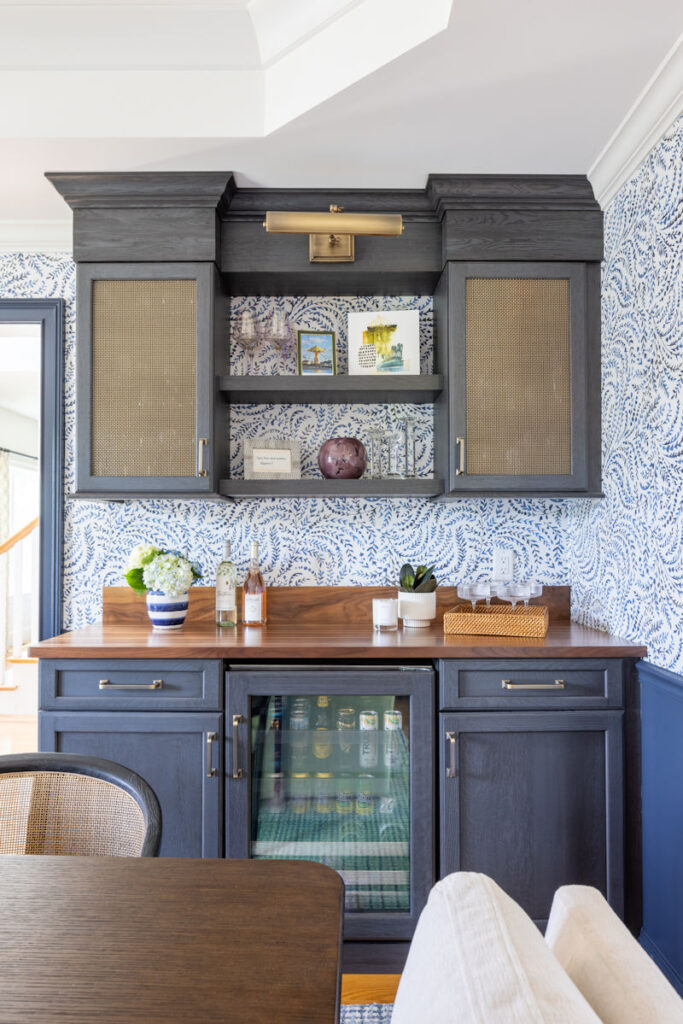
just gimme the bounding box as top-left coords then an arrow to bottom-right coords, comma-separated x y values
197,437 -> 208,477
455,437 -> 465,475
99,679 -> 163,690
446,731 -> 457,778
232,714 -> 245,779
206,731 -> 218,778
501,679 -> 566,690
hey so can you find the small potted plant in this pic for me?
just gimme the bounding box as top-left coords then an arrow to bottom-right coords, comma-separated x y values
124,543 -> 202,631
398,563 -> 438,628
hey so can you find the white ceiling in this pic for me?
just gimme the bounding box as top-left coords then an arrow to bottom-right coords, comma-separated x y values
0,0 -> 680,231
0,325 -> 41,420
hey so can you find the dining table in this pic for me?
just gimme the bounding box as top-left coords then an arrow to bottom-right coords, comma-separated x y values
0,855 -> 344,1023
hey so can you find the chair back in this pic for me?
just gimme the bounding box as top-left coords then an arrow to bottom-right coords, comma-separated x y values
0,753 -> 161,857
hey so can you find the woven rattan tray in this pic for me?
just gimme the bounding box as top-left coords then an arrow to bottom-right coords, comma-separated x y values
443,603 -> 549,638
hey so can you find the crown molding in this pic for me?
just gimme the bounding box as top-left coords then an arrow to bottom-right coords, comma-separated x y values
589,34 -> 683,208
0,220 -> 72,254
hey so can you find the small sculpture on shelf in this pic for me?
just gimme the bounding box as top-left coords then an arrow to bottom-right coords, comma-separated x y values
318,437 -> 366,479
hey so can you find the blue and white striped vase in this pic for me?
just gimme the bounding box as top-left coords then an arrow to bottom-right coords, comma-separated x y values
146,591 -> 189,631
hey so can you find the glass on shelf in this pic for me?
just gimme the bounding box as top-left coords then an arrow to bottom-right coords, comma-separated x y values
268,309 -> 293,375
366,429 -> 384,480
494,581 -> 542,608
249,694 -> 411,914
399,416 -> 419,478
457,582 -> 491,610
234,310 -> 261,373
385,431 -> 404,479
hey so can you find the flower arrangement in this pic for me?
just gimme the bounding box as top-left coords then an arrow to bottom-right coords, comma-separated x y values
124,543 -> 202,598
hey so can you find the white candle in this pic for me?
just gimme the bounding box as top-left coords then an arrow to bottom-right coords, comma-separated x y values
373,598 -> 398,631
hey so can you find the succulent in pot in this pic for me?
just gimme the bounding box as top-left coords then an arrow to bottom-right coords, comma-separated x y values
398,563 -> 438,628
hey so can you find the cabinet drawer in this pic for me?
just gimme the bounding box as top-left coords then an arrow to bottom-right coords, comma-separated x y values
39,659 -> 222,711
439,659 -> 624,709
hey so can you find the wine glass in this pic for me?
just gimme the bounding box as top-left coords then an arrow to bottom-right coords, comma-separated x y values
457,582 -> 491,610
505,582 -> 531,609
269,309 -> 293,375
234,310 -> 261,374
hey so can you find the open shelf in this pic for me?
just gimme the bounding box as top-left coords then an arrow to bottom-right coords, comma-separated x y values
219,478 -> 443,498
218,374 -> 443,405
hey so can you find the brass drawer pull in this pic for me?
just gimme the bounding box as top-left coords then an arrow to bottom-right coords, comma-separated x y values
455,437 -> 465,476
99,679 -> 163,690
446,731 -> 457,778
197,437 -> 208,477
206,732 -> 218,778
501,679 -> 565,690
232,714 -> 245,779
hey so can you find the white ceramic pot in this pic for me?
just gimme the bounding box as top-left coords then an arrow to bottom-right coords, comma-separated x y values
146,591 -> 189,631
397,589 -> 437,628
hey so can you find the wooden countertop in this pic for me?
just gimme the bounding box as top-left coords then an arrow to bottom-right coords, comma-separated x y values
30,586 -> 646,660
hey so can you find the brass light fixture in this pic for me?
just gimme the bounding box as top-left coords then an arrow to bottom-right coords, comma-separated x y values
263,204 -> 403,263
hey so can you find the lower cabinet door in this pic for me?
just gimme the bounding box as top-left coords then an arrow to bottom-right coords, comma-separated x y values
439,710 -> 624,927
39,711 -> 223,858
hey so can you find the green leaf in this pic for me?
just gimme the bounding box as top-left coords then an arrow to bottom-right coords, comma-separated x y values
124,567 -> 147,595
415,576 -> 437,593
414,565 -> 434,588
399,563 -> 415,589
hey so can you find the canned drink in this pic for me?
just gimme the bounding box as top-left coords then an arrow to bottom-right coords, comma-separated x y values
289,772 -> 310,814
314,772 -> 334,814
359,710 -> 379,769
356,775 -> 375,816
290,706 -> 310,769
313,695 -> 332,761
383,709 -> 403,769
336,776 -> 354,815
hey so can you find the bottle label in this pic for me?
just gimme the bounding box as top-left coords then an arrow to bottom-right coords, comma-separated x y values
243,593 -> 263,622
216,579 -> 236,612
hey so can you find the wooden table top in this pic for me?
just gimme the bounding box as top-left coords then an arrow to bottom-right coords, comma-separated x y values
29,619 -> 646,659
0,857 -> 343,1024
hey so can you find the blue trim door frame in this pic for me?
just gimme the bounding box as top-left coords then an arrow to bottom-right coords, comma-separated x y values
0,299 -> 64,640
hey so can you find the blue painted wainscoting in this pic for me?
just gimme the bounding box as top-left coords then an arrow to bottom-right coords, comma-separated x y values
638,662 -> 683,995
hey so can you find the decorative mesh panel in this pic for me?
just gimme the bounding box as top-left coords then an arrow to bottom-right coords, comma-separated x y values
91,279 -> 197,477
0,772 -> 146,856
465,278 -> 571,476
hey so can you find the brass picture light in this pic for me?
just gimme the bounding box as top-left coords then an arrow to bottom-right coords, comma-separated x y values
263,204 -> 403,263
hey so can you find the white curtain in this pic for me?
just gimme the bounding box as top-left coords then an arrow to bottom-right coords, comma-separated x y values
0,449 -> 9,544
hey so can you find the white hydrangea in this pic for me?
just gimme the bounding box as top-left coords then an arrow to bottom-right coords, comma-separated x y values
142,553 -> 194,597
126,543 -> 161,571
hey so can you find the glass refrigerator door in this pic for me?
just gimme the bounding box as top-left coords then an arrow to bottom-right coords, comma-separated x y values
249,693 -> 411,914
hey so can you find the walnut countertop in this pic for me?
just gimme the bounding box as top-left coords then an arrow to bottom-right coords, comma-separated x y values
29,586 -> 646,660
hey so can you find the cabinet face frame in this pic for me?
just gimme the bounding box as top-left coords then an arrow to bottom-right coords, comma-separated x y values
439,709 -> 624,926
39,710 -> 224,857
435,261 -> 600,496
75,262 -> 218,495
225,666 -> 435,941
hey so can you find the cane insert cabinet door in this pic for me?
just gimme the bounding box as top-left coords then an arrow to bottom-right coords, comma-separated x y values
439,710 -> 623,928
40,711 -> 223,858
226,665 -> 435,940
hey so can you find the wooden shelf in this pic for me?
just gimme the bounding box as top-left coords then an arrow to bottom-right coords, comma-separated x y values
219,478 -> 443,498
218,374 -> 443,404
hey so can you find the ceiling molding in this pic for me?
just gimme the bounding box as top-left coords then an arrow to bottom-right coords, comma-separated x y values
0,220 -> 72,254
589,34 -> 683,208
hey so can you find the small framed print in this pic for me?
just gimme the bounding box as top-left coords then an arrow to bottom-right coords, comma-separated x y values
347,310 -> 420,375
297,330 -> 337,375
244,438 -> 301,480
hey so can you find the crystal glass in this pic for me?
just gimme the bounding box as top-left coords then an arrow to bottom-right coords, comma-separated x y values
366,429 -> 383,479
234,310 -> 261,373
269,309 -> 293,375
399,416 -> 418,477
385,431 -> 404,479
457,582 -> 491,610
504,582 -> 532,609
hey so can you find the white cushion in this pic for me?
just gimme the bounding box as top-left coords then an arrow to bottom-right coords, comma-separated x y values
545,885 -> 683,1024
391,872 -> 602,1023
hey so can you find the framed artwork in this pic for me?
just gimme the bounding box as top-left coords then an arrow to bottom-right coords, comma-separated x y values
297,330 -> 337,375
347,310 -> 420,375
244,438 -> 301,480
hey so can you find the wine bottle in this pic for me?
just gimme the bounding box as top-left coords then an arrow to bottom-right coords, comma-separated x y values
215,540 -> 237,627
242,540 -> 267,625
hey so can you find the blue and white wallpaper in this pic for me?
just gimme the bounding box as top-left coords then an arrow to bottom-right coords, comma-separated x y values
0,256 -> 571,630
569,114 -> 683,672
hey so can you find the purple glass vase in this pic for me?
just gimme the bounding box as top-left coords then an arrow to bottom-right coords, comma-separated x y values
318,437 -> 367,479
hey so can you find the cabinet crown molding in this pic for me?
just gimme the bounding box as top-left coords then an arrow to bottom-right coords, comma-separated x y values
426,174 -> 601,218
46,172 -> 236,214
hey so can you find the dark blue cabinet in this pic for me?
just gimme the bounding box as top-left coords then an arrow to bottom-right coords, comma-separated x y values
39,711 -> 223,857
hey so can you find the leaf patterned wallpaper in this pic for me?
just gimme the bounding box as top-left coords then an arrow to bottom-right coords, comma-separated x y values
568,114 -> 683,672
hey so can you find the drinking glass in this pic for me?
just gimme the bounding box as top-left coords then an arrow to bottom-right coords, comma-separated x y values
505,582 -> 532,609
366,430 -> 383,479
457,582 -> 491,610
234,310 -> 261,373
269,309 -> 292,375
373,598 -> 398,632
399,416 -> 418,477
385,431 -> 404,479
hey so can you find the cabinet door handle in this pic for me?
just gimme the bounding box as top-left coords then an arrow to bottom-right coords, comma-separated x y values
206,731 -> 218,778
446,731 -> 457,778
455,437 -> 465,476
99,679 -> 163,690
501,679 -> 566,690
232,714 -> 245,779
197,437 -> 208,477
